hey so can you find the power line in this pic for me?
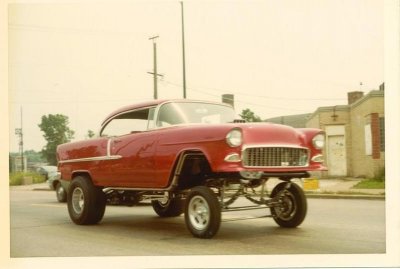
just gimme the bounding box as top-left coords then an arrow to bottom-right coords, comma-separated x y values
161,80 -> 309,112
161,79 -> 346,102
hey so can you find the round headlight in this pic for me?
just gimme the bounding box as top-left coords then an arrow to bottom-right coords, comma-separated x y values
226,129 -> 243,147
312,133 -> 325,149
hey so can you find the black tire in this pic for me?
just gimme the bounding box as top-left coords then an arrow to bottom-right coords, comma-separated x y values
67,176 -> 106,225
270,182 -> 307,228
184,186 -> 221,239
151,197 -> 183,217
55,182 -> 67,203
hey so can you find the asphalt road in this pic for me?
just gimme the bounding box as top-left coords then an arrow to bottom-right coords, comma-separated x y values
10,188 -> 385,257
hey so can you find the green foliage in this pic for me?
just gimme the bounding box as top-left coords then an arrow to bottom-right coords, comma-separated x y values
352,179 -> 385,189
38,114 -> 74,165
23,150 -> 46,163
9,172 -> 46,186
86,129 -> 95,139
239,108 -> 262,122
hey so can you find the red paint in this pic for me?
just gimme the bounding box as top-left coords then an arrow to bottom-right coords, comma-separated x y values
57,100 -> 326,189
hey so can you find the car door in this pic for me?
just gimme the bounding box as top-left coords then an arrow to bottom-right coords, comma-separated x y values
101,107 -> 159,188
110,131 -> 158,187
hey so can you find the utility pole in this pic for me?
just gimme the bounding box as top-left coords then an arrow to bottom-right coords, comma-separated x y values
180,1 -> 187,98
15,107 -> 24,172
149,35 -> 159,99
148,35 -> 163,99
21,106 -> 24,171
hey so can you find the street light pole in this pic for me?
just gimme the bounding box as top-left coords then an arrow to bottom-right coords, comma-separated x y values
180,1 -> 187,99
20,106 -> 24,171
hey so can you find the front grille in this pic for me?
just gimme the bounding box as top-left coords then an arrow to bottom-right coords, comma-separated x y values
242,147 -> 309,167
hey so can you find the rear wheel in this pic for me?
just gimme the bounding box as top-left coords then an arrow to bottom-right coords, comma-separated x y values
151,196 -> 183,217
270,182 -> 307,228
184,186 -> 221,239
67,176 -> 106,225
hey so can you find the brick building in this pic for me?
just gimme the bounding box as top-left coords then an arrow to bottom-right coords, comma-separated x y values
306,88 -> 385,178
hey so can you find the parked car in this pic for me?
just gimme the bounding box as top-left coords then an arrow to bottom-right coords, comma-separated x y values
47,171 -> 67,202
57,99 -> 326,238
36,165 -> 57,181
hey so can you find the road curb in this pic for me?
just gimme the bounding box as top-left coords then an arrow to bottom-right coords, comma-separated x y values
33,188 -> 52,191
306,193 -> 385,200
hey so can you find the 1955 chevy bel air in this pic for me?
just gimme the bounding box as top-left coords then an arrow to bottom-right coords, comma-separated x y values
57,99 -> 326,238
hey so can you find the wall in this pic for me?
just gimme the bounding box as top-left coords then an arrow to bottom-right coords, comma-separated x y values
306,90 -> 384,178
306,106 -> 351,177
349,91 -> 385,178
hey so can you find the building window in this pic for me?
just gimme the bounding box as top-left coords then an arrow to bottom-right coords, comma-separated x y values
364,123 -> 372,155
379,117 -> 385,152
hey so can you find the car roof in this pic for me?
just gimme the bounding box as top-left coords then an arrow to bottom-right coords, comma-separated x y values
101,99 -> 166,126
101,99 -> 231,126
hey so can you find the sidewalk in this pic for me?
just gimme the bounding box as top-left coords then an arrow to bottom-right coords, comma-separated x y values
10,182 -> 50,191
304,178 -> 385,200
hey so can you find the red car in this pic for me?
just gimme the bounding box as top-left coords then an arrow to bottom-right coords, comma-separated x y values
57,99 -> 326,238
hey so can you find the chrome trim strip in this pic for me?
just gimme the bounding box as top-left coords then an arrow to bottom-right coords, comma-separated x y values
59,155 -> 121,164
59,138 -> 121,164
107,138 -> 112,156
241,144 -> 310,168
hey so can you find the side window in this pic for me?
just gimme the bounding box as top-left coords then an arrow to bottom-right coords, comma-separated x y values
100,108 -> 153,137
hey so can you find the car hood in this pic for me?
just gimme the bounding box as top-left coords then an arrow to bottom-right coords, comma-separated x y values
240,123 -> 307,146
157,122 -> 309,147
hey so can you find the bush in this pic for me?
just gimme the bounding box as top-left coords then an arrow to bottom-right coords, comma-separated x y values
9,172 -> 46,186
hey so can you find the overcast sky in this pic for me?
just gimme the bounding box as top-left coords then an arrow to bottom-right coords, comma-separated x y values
8,0 -> 384,152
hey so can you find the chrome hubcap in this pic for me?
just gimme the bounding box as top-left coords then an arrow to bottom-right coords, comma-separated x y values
72,187 -> 84,214
188,195 -> 210,230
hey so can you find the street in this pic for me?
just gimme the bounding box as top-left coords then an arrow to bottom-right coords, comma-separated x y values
10,188 -> 385,257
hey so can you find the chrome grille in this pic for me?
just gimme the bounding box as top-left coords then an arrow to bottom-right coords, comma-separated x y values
242,147 -> 309,167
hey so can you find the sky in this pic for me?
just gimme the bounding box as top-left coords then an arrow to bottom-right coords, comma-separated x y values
8,0 -> 384,152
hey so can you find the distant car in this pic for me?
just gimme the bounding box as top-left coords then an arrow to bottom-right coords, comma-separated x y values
36,165 -> 57,180
57,99 -> 327,238
47,171 -> 67,202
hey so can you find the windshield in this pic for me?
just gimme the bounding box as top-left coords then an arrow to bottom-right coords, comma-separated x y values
156,102 -> 235,127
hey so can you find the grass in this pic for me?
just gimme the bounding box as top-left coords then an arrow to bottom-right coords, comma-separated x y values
352,179 -> 385,189
9,172 -> 46,186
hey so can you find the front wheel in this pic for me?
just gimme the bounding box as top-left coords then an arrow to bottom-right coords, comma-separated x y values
184,186 -> 221,239
270,182 -> 307,228
67,176 -> 106,225
55,182 -> 67,203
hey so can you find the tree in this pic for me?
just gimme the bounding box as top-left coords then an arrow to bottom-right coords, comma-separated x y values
24,150 -> 46,163
239,108 -> 262,122
86,129 -> 95,139
38,114 -> 74,165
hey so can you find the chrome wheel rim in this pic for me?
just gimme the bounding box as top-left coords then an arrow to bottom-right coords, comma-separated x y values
188,195 -> 210,231
275,190 -> 296,220
72,187 -> 84,214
